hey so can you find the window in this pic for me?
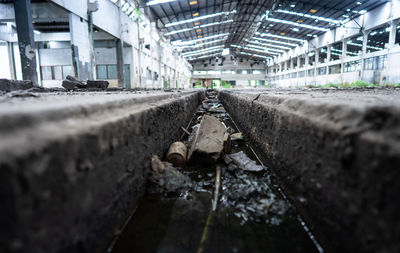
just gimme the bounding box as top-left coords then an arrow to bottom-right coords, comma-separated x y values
286,74 -> 290,79
344,60 -> 361,72
331,42 -> 343,61
329,64 -> 341,74
367,24 -> 390,53
97,65 -> 108,79
208,71 -> 221,75
346,35 -> 363,56
41,65 -> 73,80
96,64 -> 130,79
292,57 -> 298,69
317,66 -> 326,76
364,57 -> 374,70
53,66 -> 62,80
41,66 -> 52,80
308,51 -> 315,66
107,65 -> 118,79
62,66 -> 74,79
299,55 -> 306,68
291,72 -> 297,78
375,55 -> 387,70
253,70 -> 264,74
299,71 -> 306,78
319,47 -> 327,63
396,24 -> 400,45
308,68 -> 315,76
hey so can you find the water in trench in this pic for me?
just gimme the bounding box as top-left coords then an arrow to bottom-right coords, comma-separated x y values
108,90 -> 323,253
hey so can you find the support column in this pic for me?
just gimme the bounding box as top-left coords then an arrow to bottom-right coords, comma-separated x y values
7,42 -> 16,79
116,39 -> 125,88
13,0 -> 38,84
69,13 -> 92,80
360,31 -> 369,80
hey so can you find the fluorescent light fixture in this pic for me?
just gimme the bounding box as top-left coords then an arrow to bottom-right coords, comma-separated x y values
34,30 -> 41,34
176,38 -> 228,50
253,37 -> 298,47
247,44 -> 285,53
147,0 -> 176,6
266,17 -> 330,32
275,9 -> 347,25
165,10 -> 236,27
172,33 -> 229,46
246,40 -> 291,50
231,44 -> 280,56
187,52 -> 221,61
181,45 -> 224,57
165,20 -> 233,36
255,32 -> 306,43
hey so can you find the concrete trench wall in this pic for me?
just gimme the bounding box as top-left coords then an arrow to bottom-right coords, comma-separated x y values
0,90 -> 203,253
219,89 -> 400,253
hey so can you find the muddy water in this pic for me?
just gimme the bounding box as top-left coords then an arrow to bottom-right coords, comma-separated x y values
108,91 -> 322,253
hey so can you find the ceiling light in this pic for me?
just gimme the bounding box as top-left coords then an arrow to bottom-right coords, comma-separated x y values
165,20 -> 233,36
189,0 -> 198,5
193,12 -> 199,17
172,33 -> 229,46
275,9 -> 346,25
165,10 -> 236,27
255,32 -> 306,43
266,17 -> 329,31
147,0 -> 176,6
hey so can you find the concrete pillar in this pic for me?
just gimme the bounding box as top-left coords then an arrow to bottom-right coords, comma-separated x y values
388,19 -> 399,47
13,0 -> 38,84
360,30 -> 369,80
69,13 -> 92,80
7,42 -> 16,79
290,58 -> 294,70
315,49 -> 320,65
116,39 -> 125,88
305,53 -> 309,66
327,45 -> 331,62
297,57 -> 301,69
342,39 -> 348,58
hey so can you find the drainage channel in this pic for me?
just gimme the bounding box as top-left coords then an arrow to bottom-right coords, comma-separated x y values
107,90 -> 323,253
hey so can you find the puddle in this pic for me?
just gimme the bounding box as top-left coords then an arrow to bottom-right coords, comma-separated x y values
108,90 -> 323,253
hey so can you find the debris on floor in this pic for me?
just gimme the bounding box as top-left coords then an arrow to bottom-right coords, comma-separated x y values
86,80 -> 109,90
188,115 -> 229,165
230,132 -> 244,141
0,78 -> 33,92
111,89 -> 319,253
166,141 -> 187,168
62,75 -> 86,90
148,155 -> 190,195
229,151 -> 265,172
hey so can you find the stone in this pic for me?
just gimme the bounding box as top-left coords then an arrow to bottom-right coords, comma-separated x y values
62,80 -> 81,90
0,79 -> 33,92
230,132 -> 244,141
188,115 -> 228,165
86,80 -> 109,89
229,151 -> 264,172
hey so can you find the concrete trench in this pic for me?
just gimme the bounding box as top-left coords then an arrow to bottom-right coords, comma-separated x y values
0,90 -> 204,253
1,88 -> 400,253
219,89 -> 400,253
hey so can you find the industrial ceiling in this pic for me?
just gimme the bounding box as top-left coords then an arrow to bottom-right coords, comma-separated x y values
145,0 -> 388,62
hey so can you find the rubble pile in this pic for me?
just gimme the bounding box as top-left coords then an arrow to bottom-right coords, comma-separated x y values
146,89 -> 291,224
